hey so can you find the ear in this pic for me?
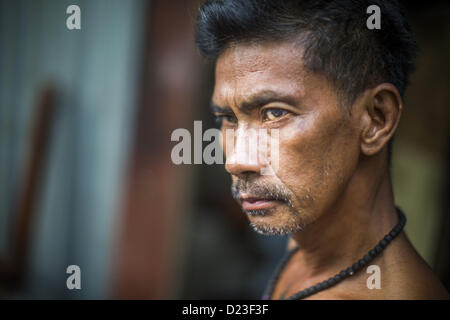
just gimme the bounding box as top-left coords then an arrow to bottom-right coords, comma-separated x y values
359,83 -> 403,156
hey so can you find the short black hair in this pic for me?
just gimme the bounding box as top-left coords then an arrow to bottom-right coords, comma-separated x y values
195,0 -> 418,165
195,0 -> 417,108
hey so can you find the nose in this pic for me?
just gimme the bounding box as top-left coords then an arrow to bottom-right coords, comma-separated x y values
224,125 -> 265,177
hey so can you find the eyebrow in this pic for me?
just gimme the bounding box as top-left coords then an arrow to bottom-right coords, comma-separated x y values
210,90 -> 298,115
211,104 -> 233,114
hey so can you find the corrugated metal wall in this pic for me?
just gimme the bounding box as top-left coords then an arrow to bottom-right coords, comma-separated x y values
0,0 -> 146,298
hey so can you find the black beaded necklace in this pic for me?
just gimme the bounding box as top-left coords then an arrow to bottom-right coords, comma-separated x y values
262,207 -> 407,300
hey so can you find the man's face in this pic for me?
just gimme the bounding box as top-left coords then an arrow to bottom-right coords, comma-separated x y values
212,41 -> 361,235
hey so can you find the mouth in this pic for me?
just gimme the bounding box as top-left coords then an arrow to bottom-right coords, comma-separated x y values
240,195 -> 278,211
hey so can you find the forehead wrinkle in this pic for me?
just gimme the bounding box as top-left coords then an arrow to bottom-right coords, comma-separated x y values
214,42 -> 311,111
214,47 -> 241,111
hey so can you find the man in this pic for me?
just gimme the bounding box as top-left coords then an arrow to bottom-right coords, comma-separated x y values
195,0 -> 449,299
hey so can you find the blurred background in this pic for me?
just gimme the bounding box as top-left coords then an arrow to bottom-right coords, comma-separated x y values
0,0 -> 449,299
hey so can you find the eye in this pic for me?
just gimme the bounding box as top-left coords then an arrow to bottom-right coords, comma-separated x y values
262,108 -> 289,122
214,114 -> 237,126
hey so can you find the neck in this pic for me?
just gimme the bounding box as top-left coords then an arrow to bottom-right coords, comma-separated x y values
290,153 -> 399,277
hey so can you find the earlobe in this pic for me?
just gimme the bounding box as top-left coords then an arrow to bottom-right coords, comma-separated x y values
360,84 -> 402,156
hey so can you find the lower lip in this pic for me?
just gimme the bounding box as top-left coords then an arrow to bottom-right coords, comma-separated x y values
242,199 -> 276,211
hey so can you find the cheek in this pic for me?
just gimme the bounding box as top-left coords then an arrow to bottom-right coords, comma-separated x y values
276,115 -> 358,208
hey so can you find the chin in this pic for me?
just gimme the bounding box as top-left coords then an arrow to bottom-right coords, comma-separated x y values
248,221 -> 304,236
246,208 -> 307,236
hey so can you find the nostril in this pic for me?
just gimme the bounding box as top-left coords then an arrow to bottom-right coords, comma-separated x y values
225,157 -> 263,177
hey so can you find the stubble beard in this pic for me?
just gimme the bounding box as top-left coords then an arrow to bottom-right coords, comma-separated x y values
231,179 -> 311,236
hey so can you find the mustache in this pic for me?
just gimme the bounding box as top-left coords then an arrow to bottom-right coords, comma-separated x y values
231,179 -> 293,206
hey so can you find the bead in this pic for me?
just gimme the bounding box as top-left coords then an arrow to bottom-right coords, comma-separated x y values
379,239 -> 388,248
334,275 -> 341,282
369,250 -> 377,257
339,270 -> 347,278
346,267 -> 354,276
328,278 -> 336,286
359,259 -> 366,268
352,262 -> 360,271
321,281 -> 330,289
297,292 -> 307,299
389,230 -> 396,238
385,234 -> 393,242
375,245 -> 382,253
364,254 -> 371,263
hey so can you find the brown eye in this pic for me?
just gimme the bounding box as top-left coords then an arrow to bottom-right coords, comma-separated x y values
263,108 -> 288,121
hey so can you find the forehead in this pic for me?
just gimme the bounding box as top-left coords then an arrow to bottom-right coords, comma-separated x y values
213,41 -> 311,104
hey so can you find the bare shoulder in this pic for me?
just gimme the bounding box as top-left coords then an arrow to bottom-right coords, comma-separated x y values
354,234 -> 448,300
381,233 -> 450,299
309,234 -> 449,300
